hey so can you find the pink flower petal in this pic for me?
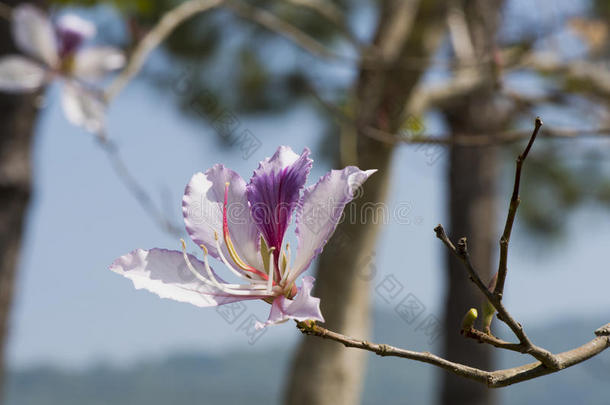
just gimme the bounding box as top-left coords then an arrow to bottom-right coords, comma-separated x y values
289,167 -> 376,285
256,276 -> 324,328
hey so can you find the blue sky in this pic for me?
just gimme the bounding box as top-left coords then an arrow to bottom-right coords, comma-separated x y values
5,1 -> 610,370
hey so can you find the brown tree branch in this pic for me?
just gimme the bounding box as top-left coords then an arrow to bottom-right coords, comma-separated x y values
434,225 -> 559,369
225,0 -> 343,61
522,53 -> 610,99
296,321 -> 610,388
494,117 -> 542,298
363,121 -> 610,146
280,0 -> 364,51
307,87 -> 610,146
462,328 -> 525,353
431,118 -> 563,370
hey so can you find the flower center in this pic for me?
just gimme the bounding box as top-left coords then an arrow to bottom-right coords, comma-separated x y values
215,182 -> 298,298
59,55 -> 76,75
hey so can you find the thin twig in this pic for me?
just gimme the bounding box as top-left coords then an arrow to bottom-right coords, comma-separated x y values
227,0 -> 497,71
308,89 -> 610,146
105,0 -> 224,101
226,0 -> 340,61
296,321 -> 610,388
494,117 -> 543,298
364,122 -> 610,146
434,226 -> 560,369
281,0 -> 363,50
282,0 -> 344,29
96,135 -> 183,238
463,328 -> 526,353
430,118 -> 562,369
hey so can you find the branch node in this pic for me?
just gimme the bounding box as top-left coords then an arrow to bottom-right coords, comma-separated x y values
457,237 -> 468,256
377,344 -> 390,356
434,224 -> 445,239
595,324 -> 610,336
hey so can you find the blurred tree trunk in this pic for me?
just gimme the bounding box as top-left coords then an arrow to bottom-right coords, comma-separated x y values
439,1 -> 506,404
0,0 -> 44,397
284,1 -> 446,404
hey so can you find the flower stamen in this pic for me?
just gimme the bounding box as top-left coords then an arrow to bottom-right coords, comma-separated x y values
180,239 -> 270,296
214,232 -> 269,281
280,242 -> 291,283
266,247 -> 275,294
222,182 -> 261,273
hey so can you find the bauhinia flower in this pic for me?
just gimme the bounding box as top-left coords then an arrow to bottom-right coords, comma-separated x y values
0,4 -> 125,132
110,146 -> 376,328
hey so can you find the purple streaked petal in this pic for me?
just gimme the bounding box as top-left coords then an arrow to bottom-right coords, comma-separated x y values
12,4 -> 58,67
289,167 -> 376,283
247,146 -> 312,251
56,14 -> 96,58
256,276 -> 323,329
182,165 -> 263,271
110,248 -> 263,307
0,56 -> 48,92
73,46 -> 125,80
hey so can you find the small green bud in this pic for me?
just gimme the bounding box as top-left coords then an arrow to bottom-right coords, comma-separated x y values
481,300 -> 496,335
461,308 -> 478,332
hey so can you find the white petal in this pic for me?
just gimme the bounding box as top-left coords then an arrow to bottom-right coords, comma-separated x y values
288,167 -> 376,285
12,4 -> 58,67
73,47 -> 125,80
0,56 -> 47,92
110,248 -> 259,307
61,81 -> 106,132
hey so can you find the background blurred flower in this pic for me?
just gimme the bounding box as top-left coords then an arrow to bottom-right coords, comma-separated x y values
0,3 -> 124,132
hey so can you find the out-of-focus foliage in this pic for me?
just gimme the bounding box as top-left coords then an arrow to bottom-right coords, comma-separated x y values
54,0 -> 349,110
519,146 -> 610,237
54,0 -> 157,15
54,0 -> 351,157
512,0 -> 610,240
51,0 -> 610,240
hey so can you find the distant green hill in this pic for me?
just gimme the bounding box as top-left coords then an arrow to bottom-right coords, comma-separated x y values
5,311 -> 609,405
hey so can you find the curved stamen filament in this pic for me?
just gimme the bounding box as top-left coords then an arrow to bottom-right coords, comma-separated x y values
222,182 -> 260,273
208,237 -> 265,284
266,247 -> 275,294
214,232 -> 269,281
280,242 -> 291,284
180,240 -> 270,296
